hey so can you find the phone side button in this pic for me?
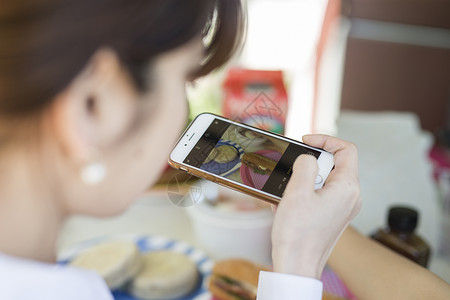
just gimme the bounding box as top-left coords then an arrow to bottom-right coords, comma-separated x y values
315,175 -> 323,184
204,175 -> 217,182
179,166 -> 188,172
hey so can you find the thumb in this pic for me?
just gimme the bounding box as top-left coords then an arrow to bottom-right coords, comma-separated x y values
284,154 -> 318,195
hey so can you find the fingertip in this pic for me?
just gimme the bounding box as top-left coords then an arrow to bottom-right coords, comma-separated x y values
284,154 -> 318,194
302,134 -> 326,148
301,134 -> 314,144
271,204 -> 278,213
301,134 -> 314,141
293,154 -> 318,171
292,154 -> 318,180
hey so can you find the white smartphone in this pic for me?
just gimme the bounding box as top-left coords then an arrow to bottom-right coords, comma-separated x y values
169,113 -> 334,204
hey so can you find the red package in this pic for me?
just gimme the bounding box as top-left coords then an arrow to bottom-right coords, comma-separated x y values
222,68 -> 288,134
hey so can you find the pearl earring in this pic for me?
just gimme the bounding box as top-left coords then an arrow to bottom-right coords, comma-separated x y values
80,162 -> 106,185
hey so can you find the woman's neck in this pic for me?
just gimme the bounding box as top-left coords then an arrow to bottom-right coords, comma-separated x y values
0,145 -> 66,263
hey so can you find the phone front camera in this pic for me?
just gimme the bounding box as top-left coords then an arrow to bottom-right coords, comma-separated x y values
184,144 -> 187,146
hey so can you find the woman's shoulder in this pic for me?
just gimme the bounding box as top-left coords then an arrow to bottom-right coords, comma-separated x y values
0,252 -> 113,300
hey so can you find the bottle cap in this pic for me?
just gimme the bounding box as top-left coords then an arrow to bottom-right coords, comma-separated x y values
388,206 -> 418,233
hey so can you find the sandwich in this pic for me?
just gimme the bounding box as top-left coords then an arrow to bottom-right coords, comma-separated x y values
209,259 -> 268,300
241,152 -> 277,175
209,259 -> 350,300
322,293 -> 350,300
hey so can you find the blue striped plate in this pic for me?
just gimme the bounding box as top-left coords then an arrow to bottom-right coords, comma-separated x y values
58,235 -> 213,300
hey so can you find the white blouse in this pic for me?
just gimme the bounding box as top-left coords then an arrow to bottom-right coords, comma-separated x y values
258,271 -> 323,300
0,253 -> 113,300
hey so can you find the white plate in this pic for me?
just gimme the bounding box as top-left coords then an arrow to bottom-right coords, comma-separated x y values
58,234 -> 213,300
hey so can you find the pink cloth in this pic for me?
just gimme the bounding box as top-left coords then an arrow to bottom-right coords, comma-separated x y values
321,267 -> 357,299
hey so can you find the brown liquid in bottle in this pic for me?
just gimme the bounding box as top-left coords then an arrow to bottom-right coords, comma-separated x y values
371,206 -> 431,268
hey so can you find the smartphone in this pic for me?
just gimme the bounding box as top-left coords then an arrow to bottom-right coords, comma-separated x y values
169,113 -> 334,205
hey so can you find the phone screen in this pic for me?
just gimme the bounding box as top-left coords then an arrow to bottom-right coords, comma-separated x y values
183,118 -> 321,197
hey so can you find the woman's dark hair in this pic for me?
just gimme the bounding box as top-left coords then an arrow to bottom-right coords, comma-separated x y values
0,0 -> 245,115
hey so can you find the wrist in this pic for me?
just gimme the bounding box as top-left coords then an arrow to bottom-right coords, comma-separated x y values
272,245 -> 327,280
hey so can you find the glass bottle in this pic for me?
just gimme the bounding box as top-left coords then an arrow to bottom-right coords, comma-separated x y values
371,206 -> 431,268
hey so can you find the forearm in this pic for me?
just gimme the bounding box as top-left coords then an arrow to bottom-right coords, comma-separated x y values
328,226 -> 450,300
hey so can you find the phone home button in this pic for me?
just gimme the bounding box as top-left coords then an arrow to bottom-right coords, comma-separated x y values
315,175 -> 323,184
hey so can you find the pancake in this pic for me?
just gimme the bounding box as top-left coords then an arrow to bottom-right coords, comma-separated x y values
128,251 -> 199,300
69,241 -> 142,290
214,145 -> 238,163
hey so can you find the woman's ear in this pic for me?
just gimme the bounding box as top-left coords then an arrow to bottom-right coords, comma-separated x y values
49,48 -> 139,164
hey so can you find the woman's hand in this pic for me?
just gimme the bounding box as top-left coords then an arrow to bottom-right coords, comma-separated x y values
271,134 -> 361,279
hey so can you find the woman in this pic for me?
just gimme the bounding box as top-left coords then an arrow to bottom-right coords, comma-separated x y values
0,1 -> 361,299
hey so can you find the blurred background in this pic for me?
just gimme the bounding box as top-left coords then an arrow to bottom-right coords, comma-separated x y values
59,0 -> 450,289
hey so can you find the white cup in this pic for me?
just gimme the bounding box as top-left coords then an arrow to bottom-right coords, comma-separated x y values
186,183 -> 273,267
